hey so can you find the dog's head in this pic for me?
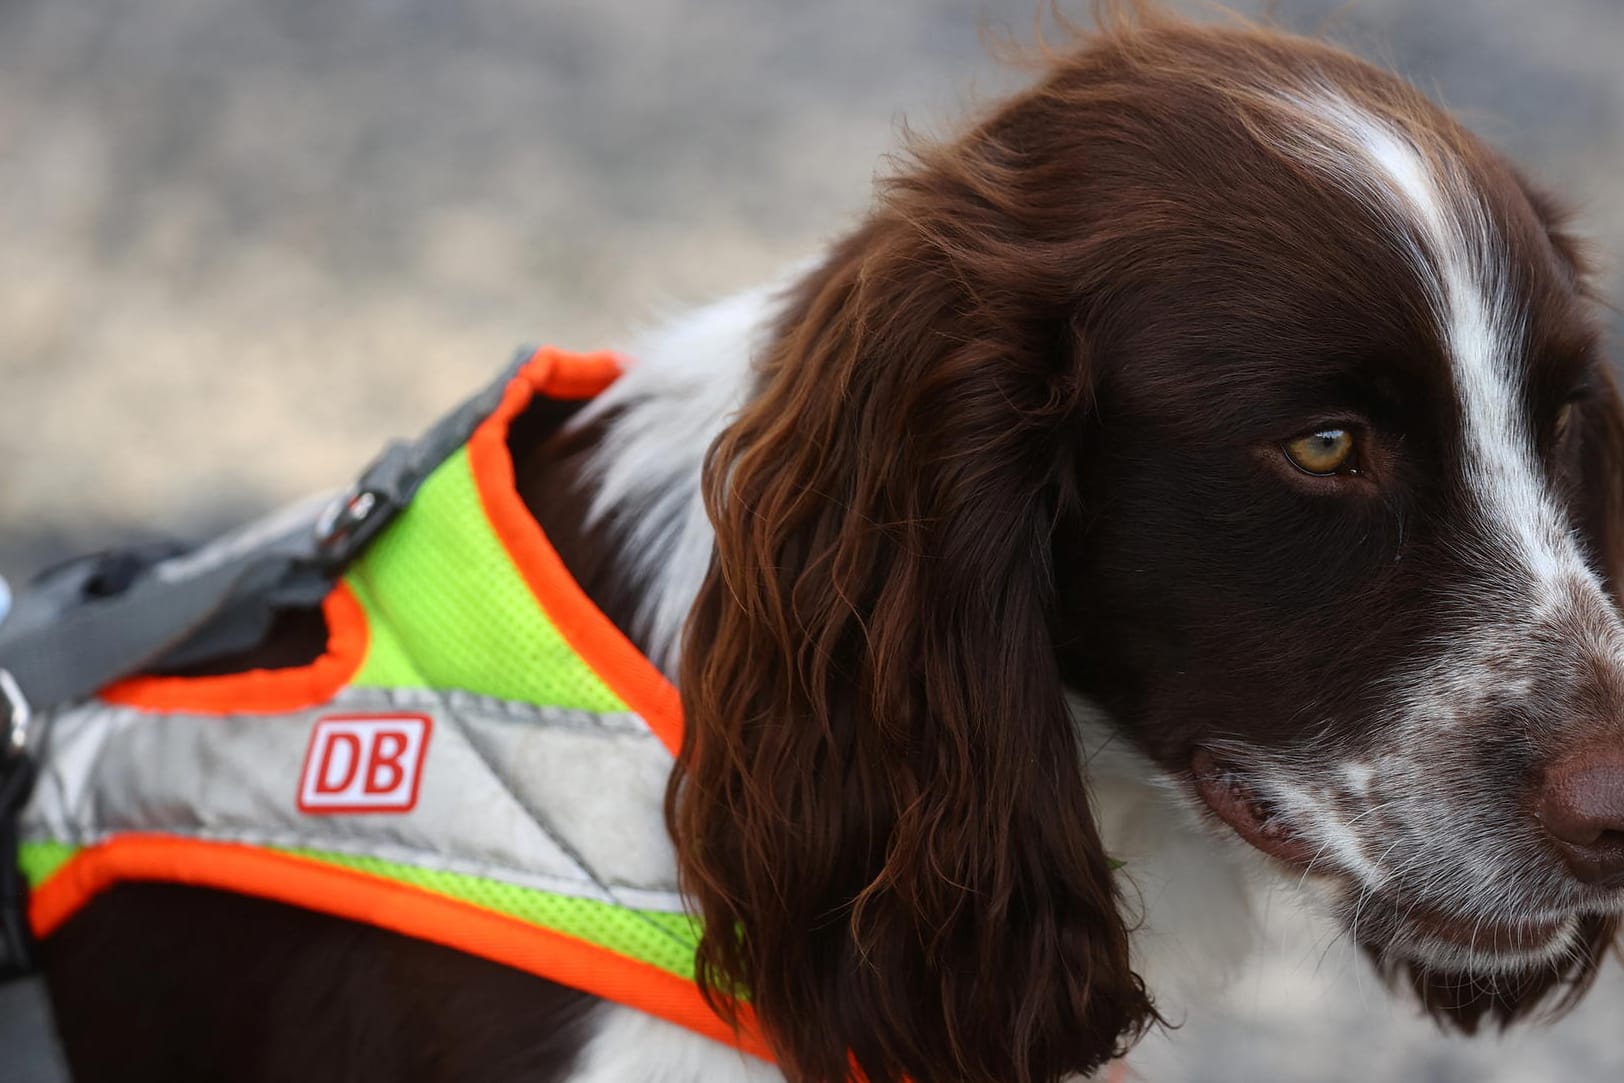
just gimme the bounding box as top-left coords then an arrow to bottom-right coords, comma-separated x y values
672,13 -> 1624,1083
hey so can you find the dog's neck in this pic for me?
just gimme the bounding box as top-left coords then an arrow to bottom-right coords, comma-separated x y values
515,284 -> 779,678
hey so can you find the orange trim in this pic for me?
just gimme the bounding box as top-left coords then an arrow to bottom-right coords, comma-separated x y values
468,347 -> 688,756
532,347 -> 628,401
101,583 -> 369,715
31,835 -> 772,1063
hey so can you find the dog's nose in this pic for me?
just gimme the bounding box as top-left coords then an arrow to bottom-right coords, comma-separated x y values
1536,752 -> 1624,887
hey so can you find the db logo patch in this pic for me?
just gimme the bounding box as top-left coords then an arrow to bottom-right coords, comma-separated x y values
297,714 -> 431,814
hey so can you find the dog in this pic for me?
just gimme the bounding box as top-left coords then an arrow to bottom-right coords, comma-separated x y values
27,9 -> 1624,1083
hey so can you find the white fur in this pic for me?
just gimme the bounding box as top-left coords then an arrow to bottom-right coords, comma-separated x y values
1074,700 -> 1265,1022
1311,93 -> 1580,589
1282,97 -> 1615,598
1281,88 -> 1586,594
570,280 -> 787,676
561,284 -> 790,1080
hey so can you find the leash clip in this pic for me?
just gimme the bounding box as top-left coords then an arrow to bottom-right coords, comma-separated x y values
312,441 -> 416,568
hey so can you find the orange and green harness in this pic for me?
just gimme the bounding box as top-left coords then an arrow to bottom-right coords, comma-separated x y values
0,348 -> 770,1060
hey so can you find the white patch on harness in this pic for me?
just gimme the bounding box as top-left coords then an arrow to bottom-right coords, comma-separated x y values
297,713 -> 432,814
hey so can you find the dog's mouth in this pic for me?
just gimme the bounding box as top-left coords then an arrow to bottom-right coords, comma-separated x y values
1190,749 -> 1584,969
1190,748 -> 1317,867
1395,902 -> 1574,958
1350,892 -> 1583,973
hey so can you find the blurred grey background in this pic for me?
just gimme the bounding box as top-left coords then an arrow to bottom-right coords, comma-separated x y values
1,1 -> 1621,1080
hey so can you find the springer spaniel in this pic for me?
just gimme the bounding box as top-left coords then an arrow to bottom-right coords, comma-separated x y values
37,10 -> 1624,1083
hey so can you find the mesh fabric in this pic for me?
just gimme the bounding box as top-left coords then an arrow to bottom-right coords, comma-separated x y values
344,447 -> 626,713
279,847 -> 700,980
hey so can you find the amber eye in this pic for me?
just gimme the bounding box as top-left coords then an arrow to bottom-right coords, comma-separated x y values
1282,428 -> 1357,476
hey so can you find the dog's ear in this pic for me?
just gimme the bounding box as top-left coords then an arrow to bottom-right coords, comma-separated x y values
668,154 -> 1154,1082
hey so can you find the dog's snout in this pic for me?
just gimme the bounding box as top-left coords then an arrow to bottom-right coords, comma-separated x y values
1536,752 -> 1624,887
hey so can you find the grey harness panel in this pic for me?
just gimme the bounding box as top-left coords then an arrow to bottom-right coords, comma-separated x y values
25,687 -> 683,913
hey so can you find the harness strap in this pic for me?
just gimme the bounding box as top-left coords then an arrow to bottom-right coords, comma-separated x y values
0,507 -> 328,716
0,348 -> 534,979
0,349 -> 529,719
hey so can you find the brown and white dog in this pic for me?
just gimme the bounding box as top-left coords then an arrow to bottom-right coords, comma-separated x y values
37,9 -> 1624,1083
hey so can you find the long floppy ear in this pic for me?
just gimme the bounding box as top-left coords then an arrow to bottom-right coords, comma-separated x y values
668,158 -> 1154,1082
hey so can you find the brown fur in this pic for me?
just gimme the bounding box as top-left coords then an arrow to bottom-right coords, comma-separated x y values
37,9 -> 1624,1083
671,10 -> 1624,1080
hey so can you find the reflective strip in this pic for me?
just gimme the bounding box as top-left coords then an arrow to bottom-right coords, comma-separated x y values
21,687 -> 682,912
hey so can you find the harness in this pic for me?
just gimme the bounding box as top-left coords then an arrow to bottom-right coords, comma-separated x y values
0,347 -> 769,1060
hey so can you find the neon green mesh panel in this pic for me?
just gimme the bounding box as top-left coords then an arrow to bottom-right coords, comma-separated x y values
17,841 -> 77,888
343,572 -> 423,687
20,840 -> 700,981
344,447 -> 627,713
277,847 -> 699,980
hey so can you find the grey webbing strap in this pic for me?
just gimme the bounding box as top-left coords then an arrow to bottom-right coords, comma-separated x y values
0,506 -> 326,715
0,348 -> 534,981
0,346 -> 532,727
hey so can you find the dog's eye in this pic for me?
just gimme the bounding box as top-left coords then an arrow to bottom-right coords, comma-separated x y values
1282,428 -> 1357,476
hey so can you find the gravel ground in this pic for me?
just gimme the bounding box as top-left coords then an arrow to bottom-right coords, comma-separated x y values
1,2 -> 1622,1080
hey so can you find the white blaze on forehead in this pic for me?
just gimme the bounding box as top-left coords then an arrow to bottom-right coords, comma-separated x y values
1276,88 -> 1586,591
